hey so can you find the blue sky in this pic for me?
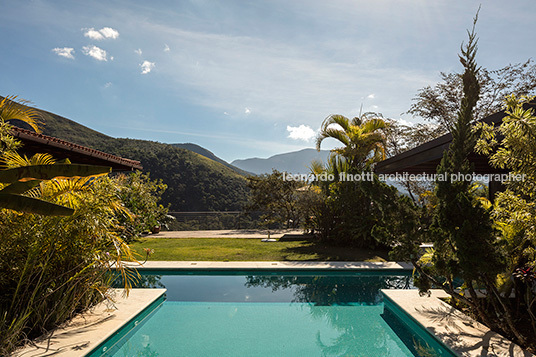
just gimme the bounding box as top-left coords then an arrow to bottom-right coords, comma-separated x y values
1,0 -> 535,162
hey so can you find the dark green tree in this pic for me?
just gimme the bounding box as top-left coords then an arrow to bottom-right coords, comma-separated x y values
246,169 -> 305,229
400,13 -> 529,346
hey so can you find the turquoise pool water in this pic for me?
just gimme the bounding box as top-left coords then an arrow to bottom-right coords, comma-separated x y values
94,270 -> 455,356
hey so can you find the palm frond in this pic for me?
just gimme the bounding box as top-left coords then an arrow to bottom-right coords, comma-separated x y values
309,160 -> 325,176
0,96 -> 42,132
325,114 -> 350,131
362,118 -> 389,134
1,152 -> 55,169
320,128 -> 350,146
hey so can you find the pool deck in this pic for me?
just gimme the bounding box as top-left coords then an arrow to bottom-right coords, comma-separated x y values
13,288 -> 166,357
382,289 -> 534,357
135,260 -> 414,270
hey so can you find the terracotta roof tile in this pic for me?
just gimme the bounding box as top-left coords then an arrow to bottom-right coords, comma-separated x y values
9,126 -> 142,170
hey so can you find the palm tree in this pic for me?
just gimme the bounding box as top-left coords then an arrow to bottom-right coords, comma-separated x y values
315,112 -> 388,171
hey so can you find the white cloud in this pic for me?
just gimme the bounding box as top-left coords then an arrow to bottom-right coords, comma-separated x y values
99,27 -> 119,39
83,28 -> 104,40
135,48 -> 143,55
142,23 -> 434,126
52,47 -> 74,59
82,45 -> 108,61
367,93 -> 375,99
164,44 -> 170,52
140,60 -> 155,74
287,125 -> 316,142
104,82 -> 112,88
244,107 -> 251,115
83,27 -> 119,40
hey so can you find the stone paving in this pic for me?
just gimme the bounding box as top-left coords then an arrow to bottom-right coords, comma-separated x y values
135,260 -> 413,270
383,289 -> 534,357
144,229 -> 305,239
13,289 -> 166,357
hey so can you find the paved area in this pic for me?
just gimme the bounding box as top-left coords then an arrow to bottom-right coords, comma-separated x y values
382,289 -> 533,357
13,289 -> 166,357
144,229 -> 306,239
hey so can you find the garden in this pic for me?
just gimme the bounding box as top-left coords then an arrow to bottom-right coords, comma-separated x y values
1,13 -> 536,356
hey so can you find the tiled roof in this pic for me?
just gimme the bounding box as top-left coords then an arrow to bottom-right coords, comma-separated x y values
9,126 -> 142,171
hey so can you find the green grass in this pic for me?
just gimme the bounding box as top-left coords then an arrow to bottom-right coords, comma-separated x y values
130,238 -> 390,262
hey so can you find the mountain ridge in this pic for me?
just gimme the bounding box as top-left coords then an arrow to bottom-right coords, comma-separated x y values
171,143 -> 251,176
231,148 -> 331,175
4,99 -> 248,211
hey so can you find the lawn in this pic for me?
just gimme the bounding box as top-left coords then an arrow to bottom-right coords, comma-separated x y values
129,238 -> 390,262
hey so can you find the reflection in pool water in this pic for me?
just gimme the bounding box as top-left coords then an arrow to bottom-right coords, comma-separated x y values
108,271 -> 452,356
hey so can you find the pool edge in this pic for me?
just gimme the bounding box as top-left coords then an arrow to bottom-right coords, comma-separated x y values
381,289 -> 533,357
12,288 -> 166,357
134,260 -> 414,270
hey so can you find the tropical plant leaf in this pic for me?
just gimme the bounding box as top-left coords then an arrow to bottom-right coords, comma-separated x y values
0,180 -> 40,195
0,164 -> 111,183
0,152 -> 55,168
0,193 -> 74,216
0,96 -> 42,132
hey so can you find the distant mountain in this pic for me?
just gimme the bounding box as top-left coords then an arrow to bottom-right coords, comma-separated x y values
232,148 -> 331,175
171,143 -> 251,176
6,100 -> 249,211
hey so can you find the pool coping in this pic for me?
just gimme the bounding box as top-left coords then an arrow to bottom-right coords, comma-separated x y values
134,260 -> 414,270
382,289 -> 534,357
13,288 -> 166,357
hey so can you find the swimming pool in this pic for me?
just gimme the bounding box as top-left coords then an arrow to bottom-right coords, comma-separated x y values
90,270 -> 456,356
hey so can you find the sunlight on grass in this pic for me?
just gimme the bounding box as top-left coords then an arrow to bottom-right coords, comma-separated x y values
129,238 -> 389,262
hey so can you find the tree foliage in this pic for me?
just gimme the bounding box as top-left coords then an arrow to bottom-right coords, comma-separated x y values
311,111 -> 416,247
0,96 -> 111,215
316,112 -> 388,170
408,59 -> 536,132
475,95 -> 536,343
116,171 -> 171,242
246,169 -> 313,229
432,15 -> 503,280
383,119 -> 443,204
389,15 -> 536,350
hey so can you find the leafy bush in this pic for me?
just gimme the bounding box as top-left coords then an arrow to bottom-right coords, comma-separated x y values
115,171 -> 171,242
0,97 -> 148,354
0,175 -> 139,355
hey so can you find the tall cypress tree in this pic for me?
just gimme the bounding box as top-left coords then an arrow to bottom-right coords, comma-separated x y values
402,11 -> 529,346
427,13 -> 533,342
433,11 -> 503,285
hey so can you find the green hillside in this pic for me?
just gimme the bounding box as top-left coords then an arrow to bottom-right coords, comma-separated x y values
102,139 -> 249,211
171,143 -> 252,176
16,107 -> 115,150
8,101 -> 249,211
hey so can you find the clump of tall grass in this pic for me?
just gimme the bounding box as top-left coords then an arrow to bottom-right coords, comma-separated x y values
0,175 -> 140,355
0,95 -> 167,355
